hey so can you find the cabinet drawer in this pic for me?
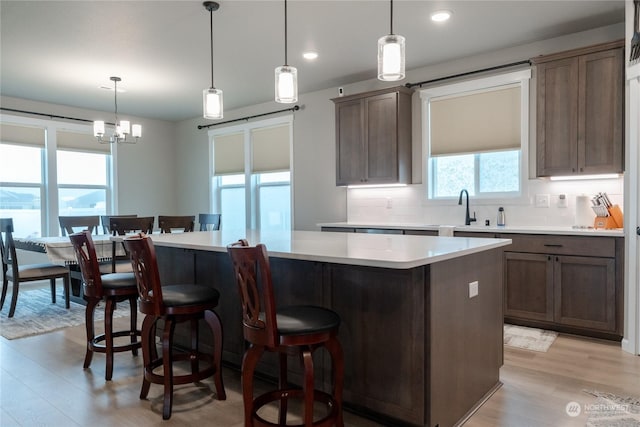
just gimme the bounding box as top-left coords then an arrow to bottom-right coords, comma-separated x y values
506,234 -> 615,258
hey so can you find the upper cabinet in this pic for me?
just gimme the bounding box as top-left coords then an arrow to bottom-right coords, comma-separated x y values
533,40 -> 624,177
332,86 -> 412,186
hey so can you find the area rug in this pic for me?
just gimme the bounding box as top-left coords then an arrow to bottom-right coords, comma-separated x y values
503,324 -> 558,352
583,390 -> 640,425
0,288 -> 131,340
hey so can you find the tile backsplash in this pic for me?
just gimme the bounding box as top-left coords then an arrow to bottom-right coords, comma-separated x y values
347,178 -> 624,227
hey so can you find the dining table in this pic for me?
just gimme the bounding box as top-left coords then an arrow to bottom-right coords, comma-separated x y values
13,234 -> 125,300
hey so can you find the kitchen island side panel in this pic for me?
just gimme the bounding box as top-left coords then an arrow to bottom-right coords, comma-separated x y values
327,263 -> 427,425
428,248 -> 504,427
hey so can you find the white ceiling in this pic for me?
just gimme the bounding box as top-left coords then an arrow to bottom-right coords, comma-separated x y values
0,0 -> 625,122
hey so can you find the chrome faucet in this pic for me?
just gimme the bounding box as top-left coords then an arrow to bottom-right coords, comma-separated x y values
458,189 -> 477,226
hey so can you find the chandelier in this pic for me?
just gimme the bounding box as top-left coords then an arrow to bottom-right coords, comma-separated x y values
93,76 -> 142,144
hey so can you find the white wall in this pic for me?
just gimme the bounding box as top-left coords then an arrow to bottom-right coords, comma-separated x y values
0,96 -> 178,220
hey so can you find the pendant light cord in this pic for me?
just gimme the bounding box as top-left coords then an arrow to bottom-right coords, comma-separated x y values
284,0 -> 288,66
113,79 -> 118,124
389,0 -> 393,35
209,7 -> 215,89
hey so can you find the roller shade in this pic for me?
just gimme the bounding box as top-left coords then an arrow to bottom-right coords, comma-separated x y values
251,124 -> 290,173
0,123 -> 45,147
214,132 -> 244,175
430,85 -> 521,156
57,130 -> 110,153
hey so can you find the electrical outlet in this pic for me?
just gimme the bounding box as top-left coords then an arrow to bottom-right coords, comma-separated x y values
535,194 -> 550,208
558,194 -> 568,208
386,198 -> 392,209
469,281 -> 479,298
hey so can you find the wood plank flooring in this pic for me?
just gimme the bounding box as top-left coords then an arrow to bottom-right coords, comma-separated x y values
1,314 -> 639,426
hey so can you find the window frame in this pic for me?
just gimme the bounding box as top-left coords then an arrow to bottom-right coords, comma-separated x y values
208,115 -> 294,230
420,69 -> 531,206
0,114 -> 115,236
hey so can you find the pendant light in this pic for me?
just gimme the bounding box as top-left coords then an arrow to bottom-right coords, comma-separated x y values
203,1 -> 223,119
377,0 -> 405,81
275,0 -> 298,103
93,76 -> 142,144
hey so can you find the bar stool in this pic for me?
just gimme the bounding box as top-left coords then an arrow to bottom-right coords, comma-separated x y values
124,233 -> 226,420
227,239 -> 344,427
69,230 -> 141,381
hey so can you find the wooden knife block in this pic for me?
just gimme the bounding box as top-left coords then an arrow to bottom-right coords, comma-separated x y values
594,204 -> 623,229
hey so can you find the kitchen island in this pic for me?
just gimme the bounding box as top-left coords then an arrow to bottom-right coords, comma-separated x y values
142,230 -> 511,426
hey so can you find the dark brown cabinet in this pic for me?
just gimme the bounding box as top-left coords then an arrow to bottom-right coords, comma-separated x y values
534,40 -> 624,177
502,234 -> 622,340
332,86 -> 412,186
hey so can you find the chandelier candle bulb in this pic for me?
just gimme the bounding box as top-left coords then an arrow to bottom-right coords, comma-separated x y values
93,120 -> 105,137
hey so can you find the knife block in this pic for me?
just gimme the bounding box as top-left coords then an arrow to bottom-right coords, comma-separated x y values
594,204 -> 623,229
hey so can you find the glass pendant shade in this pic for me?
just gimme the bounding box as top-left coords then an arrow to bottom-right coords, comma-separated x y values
275,65 -> 298,103
93,120 -> 105,137
377,34 -> 405,81
203,87 -> 224,119
132,124 -> 142,138
120,120 -> 131,135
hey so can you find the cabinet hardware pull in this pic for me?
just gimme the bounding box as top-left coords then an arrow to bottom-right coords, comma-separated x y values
547,256 -> 551,261
544,244 -> 563,247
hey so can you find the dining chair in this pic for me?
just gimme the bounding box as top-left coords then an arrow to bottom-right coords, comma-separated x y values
198,213 -> 221,231
158,215 -> 195,233
124,233 -> 226,419
227,239 -> 344,427
69,230 -> 141,380
59,215 -> 100,237
100,214 -> 137,235
0,218 -> 71,318
108,216 -> 154,274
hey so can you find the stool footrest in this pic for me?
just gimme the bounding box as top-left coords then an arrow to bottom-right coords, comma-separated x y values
89,330 -> 142,354
252,388 -> 338,427
145,352 -> 218,386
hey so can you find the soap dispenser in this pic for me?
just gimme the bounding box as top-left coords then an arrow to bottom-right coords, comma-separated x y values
497,207 -> 506,227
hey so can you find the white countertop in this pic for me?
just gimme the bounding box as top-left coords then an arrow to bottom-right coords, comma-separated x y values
122,230 -> 511,270
317,222 -> 625,237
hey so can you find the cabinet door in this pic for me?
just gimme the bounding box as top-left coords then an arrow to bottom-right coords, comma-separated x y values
336,98 -> 364,185
536,57 -> 579,176
365,92 -> 398,183
578,48 -> 624,174
554,255 -> 616,332
504,252 -> 553,321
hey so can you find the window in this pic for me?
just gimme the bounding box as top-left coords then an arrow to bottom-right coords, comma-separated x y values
210,116 -> 292,231
0,119 -> 113,237
421,69 -> 531,200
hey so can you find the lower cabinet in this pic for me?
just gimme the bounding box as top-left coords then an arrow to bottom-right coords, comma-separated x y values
505,252 -> 617,334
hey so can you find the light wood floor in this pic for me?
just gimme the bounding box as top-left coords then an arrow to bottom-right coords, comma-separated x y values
1,314 -> 639,426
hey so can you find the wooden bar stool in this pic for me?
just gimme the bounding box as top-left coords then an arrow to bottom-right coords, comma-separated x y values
69,230 -> 141,381
227,239 -> 344,427
124,233 -> 226,420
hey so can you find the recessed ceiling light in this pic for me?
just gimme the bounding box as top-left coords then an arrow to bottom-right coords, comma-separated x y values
430,10 -> 452,22
303,51 -> 318,60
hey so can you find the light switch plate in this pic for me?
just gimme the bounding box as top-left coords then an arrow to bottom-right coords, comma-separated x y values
469,281 -> 479,298
535,194 -> 550,208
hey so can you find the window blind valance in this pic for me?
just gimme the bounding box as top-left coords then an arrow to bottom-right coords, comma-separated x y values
0,123 -> 45,147
251,124 -> 290,173
430,85 -> 521,156
57,130 -> 110,153
214,132 -> 245,175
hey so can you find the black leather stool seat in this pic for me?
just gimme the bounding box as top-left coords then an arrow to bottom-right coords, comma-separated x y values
161,284 -> 220,307
273,305 -> 341,336
101,272 -> 137,289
